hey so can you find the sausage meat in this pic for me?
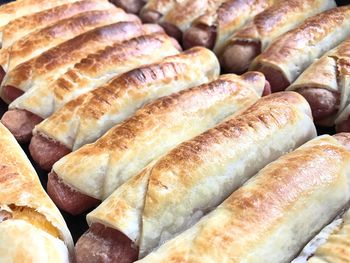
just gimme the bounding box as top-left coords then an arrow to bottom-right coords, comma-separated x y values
29,134 -> 71,171
75,223 -> 138,263
1,109 -> 43,143
47,172 -> 100,215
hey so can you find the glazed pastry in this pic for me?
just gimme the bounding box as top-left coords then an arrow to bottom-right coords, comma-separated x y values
1,0 -> 114,49
137,133 -> 350,263
1,24 -> 166,142
250,6 -> 350,92
219,0 -> 335,74
308,207 -> 350,263
1,21 -> 155,105
140,0 -> 187,23
0,123 -> 74,262
183,0 -> 276,51
75,91 -> 316,262
29,47 -> 220,170
47,72 -> 269,215
288,37 -> 350,126
0,8 -> 132,78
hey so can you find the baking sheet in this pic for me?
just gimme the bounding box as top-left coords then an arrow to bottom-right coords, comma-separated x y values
0,0 -> 348,258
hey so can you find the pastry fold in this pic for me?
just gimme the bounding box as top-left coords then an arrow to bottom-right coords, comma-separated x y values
288,37 -> 350,126
250,6 -> 350,91
213,0 -> 275,53
34,47 -> 220,150
0,8 -> 130,74
308,209 -> 350,263
140,0 -> 187,21
137,134 -> 350,263
1,0 -> 113,49
9,32 -> 179,119
0,123 -> 73,262
86,91 -> 316,257
52,72 -> 266,202
1,20 -> 143,104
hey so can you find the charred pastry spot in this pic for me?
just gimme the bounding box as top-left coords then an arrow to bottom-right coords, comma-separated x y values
140,10 -> 162,23
183,25 -> 217,50
47,172 -> 101,215
76,223 -> 139,263
1,85 -> 24,104
220,41 -> 261,74
160,22 -> 183,44
297,87 -> 340,121
29,134 -> 71,171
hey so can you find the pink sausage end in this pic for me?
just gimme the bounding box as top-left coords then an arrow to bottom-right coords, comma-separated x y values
76,223 -> 138,263
29,134 -> 71,171
1,86 -> 24,104
47,172 -> 101,215
1,109 -> 43,143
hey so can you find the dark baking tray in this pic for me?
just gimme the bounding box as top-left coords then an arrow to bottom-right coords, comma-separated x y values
0,0 -> 348,247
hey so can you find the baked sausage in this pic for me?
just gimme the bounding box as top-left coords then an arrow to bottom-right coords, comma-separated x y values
287,37 -> 350,125
219,0 -> 335,74
75,223 -> 138,263
29,47 -> 219,170
1,109 -> 43,143
45,73 -> 267,214
250,6 -> 350,92
3,31 -> 178,143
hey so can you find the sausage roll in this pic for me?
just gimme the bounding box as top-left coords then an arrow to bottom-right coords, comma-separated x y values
1,0 -> 114,49
75,91 -> 316,262
1,24 -> 167,142
0,123 -> 74,262
47,72 -> 269,215
159,0 -> 228,42
183,0 -> 275,51
0,8 -> 133,78
0,0 -> 78,36
110,0 -> 148,14
220,0 -> 336,74
308,208 -> 350,263
288,37 -> 350,126
137,133 -> 350,263
251,6 -> 350,92
140,0 -> 187,23
213,0 -> 275,53
30,47 -> 220,170
0,21 -> 152,105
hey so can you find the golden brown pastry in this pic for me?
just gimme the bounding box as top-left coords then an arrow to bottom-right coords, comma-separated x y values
46,72 -> 268,215
1,23 -> 166,142
288,37 -> 350,126
137,133 -> 350,263
0,8 -> 133,76
29,47 -> 220,171
74,91 -> 316,262
183,0 -> 276,51
0,20 -> 154,105
0,0 -> 78,32
251,6 -> 350,92
0,123 -> 74,262
1,0 -> 113,49
219,0 -> 335,74
308,208 -> 350,263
